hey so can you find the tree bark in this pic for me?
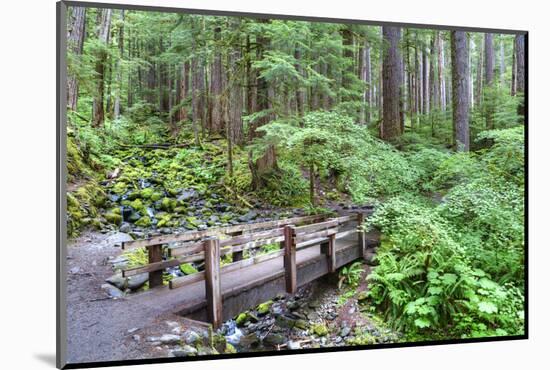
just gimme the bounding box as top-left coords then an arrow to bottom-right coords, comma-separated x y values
92,9 -> 112,128
451,31 -> 470,151
515,34 -> 525,120
423,46 -> 430,114
114,10 -> 125,119
484,33 -> 495,128
381,26 -> 402,141
209,26 -> 224,134
67,6 -> 86,111
437,31 -> 446,111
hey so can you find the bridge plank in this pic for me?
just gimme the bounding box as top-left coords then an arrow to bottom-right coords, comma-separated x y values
294,227 -> 339,243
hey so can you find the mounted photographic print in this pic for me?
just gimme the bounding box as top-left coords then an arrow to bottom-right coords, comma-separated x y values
57,1 -> 527,368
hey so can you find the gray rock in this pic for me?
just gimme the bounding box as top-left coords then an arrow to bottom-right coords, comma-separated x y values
127,327 -> 139,334
106,273 -> 127,290
340,326 -> 351,337
172,345 -> 198,357
101,284 -> 124,298
275,314 -> 296,329
105,232 -> 133,245
287,340 -> 301,350
159,334 -> 181,345
263,333 -> 286,346
127,273 -> 148,290
69,266 -> 81,274
182,330 -> 201,345
286,300 -> 300,310
178,189 -> 198,202
119,222 -> 132,233
132,334 -> 141,342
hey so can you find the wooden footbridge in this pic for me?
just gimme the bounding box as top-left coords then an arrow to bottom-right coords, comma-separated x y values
119,212 -> 375,329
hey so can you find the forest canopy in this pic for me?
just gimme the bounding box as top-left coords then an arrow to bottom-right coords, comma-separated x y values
66,6 -> 525,342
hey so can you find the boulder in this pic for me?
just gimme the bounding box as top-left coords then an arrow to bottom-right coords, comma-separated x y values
127,273 -> 148,290
106,273 -> 127,290
101,283 -> 124,298
159,334 -> 181,345
172,345 -> 197,357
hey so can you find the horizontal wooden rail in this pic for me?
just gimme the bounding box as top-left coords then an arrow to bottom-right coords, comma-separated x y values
294,227 -> 339,243
121,214 -> 327,250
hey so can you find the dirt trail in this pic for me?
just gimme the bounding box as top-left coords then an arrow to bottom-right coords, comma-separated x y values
65,231 -> 188,364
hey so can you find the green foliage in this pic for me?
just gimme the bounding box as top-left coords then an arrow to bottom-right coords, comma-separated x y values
338,262 -> 364,289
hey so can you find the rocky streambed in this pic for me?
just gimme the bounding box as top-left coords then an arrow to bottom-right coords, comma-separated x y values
131,273 -> 401,359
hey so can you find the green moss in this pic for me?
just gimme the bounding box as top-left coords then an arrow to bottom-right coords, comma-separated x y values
140,188 -> 154,199
225,343 -> 237,354
112,181 -> 128,195
150,192 -> 163,202
179,263 -> 198,275
235,312 -> 248,326
311,323 -> 329,337
160,197 -> 177,211
256,300 -> 273,315
105,212 -> 123,225
135,216 -> 151,227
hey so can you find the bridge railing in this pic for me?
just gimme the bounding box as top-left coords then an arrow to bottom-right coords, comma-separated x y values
119,214 -> 327,289
118,212 -> 366,328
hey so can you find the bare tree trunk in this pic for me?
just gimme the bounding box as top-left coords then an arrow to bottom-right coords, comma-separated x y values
511,39 -> 517,96
429,34 -> 439,110
190,30 -> 202,146
476,37 -> 484,107
92,9 -> 112,127
229,49 -> 244,145
381,26 -> 402,141
114,10 -> 125,119
469,37 -> 474,108
67,6 -> 86,111
437,31 -> 446,111
423,46 -> 430,114
515,34 -> 525,120
210,26 -> 224,134
499,35 -> 506,87
451,31 -> 470,151
294,47 -> 305,125
484,33 -> 495,128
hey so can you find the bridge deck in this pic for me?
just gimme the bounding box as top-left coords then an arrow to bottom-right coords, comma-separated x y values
128,233 -> 362,322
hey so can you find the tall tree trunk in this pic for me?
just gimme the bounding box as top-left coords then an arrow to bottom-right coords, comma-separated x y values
66,6 -> 86,111
511,38 -> 517,96
210,26 -> 224,134
294,47 -> 305,125
423,46 -> 430,114
92,9 -> 112,128
437,31 -> 446,111
430,34 -> 439,110
360,38 -> 372,125
499,35 -> 506,87
341,27 -> 354,101
179,61 -> 190,123
484,33 -> 495,128
476,37 -> 484,107
190,27 -> 202,146
229,48 -> 244,145
249,20 -> 278,190
469,37 -> 474,108
381,26 -> 402,141
515,34 -> 525,120
451,31 -> 470,151
114,10 -> 124,119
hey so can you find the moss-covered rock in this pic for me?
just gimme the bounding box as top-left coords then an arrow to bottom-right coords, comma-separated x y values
135,216 -> 151,227
235,312 -> 249,326
179,263 -> 198,275
112,181 -> 128,195
150,192 -> 163,202
225,343 -> 237,354
140,188 -> 154,199
105,212 -> 123,225
311,323 -> 329,337
160,197 -> 177,211
256,300 -> 273,315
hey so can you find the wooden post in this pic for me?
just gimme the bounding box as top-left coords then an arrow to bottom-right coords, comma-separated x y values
283,225 -> 297,294
148,245 -> 163,288
327,233 -> 336,273
357,213 -> 367,260
204,237 -> 222,329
